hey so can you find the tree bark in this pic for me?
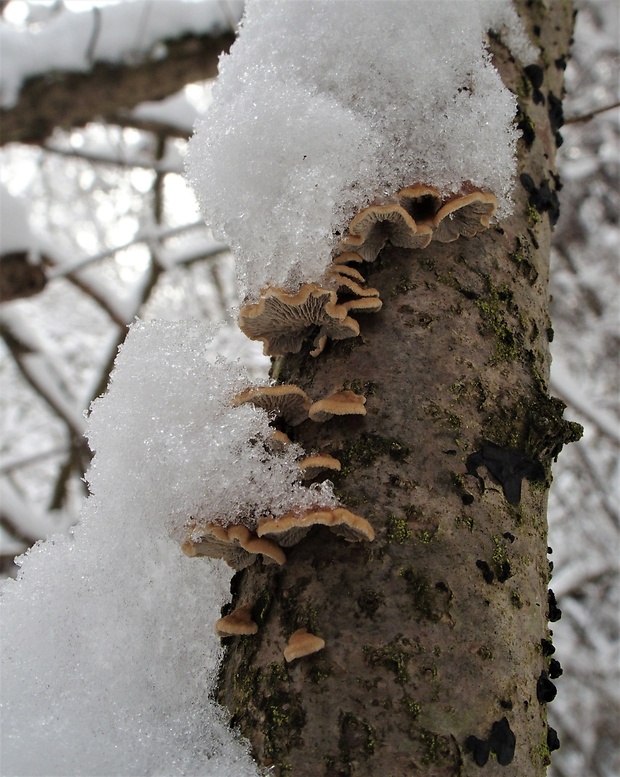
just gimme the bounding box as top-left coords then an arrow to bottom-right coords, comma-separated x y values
216,3 -> 579,775
0,31 -> 234,146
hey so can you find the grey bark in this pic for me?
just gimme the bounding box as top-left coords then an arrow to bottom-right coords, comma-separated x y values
215,3 -> 580,776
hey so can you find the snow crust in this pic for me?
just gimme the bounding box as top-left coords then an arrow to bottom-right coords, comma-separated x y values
0,318 -> 339,776
186,0 -> 536,299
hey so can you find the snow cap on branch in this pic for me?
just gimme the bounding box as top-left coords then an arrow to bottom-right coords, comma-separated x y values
186,0 -> 535,299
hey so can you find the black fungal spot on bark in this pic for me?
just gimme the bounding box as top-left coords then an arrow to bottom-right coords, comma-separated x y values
537,670 -> 557,704
476,559 -> 495,584
520,173 -> 561,225
503,532 -> 515,542
548,658 -> 563,679
524,64 -> 545,104
548,92 -> 565,147
497,561 -> 512,583
466,441 -> 545,505
548,589 -> 562,622
547,726 -> 561,752
462,493 -> 475,506
465,717 -> 516,767
465,735 -> 491,767
541,638 -> 556,657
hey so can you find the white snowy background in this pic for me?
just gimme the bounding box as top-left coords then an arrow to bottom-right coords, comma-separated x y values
0,1 -> 617,776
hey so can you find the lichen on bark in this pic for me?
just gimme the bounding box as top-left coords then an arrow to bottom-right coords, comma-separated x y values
215,3 -> 578,775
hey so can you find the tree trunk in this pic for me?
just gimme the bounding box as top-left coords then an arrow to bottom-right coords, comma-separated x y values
216,3 -> 579,775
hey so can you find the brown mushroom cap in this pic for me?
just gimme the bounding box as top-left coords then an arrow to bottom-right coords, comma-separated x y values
257,506 -> 375,546
397,184 -> 442,224
284,628 -> 325,662
215,604 -> 258,637
325,268 -> 380,298
268,429 -> 293,452
299,453 -> 341,480
432,191 -> 498,243
181,521 -> 285,569
233,385 -> 311,426
343,296 -> 383,314
238,283 -> 360,357
345,202 -> 433,253
308,390 -> 367,422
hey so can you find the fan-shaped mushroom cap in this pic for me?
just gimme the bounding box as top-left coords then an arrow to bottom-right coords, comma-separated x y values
215,604 -> 258,637
325,268 -> 380,298
397,184 -> 442,224
268,430 -> 293,452
327,264 -> 366,283
299,453 -> 342,480
238,284 -> 360,357
345,202 -> 433,253
308,390 -> 367,422
257,506 -> 375,546
181,522 -> 285,569
233,385 -> 311,426
343,296 -> 383,314
432,191 -> 498,243
284,628 -> 325,662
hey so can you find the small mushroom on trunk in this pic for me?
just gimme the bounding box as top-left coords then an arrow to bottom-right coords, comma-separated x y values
284,628 -> 325,662
181,521 -> 286,569
215,604 -> 258,637
238,283 -> 360,357
233,385 -> 312,426
309,390 -> 367,422
432,190 -> 498,242
299,453 -> 342,480
257,506 -> 375,547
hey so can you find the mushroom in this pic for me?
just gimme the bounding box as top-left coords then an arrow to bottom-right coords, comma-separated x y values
233,385 -> 312,426
397,184 -> 442,225
181,521 -> 286,569
299,453 -> 341,480
238,283 -> 360,357
268,429 -> 293,452
343,296 -> 383,314
257,506 -> 375,546
342,201 -> 433,257
308,390 -> 367,422
215,604 -> 258,637
325,268 -> 380,299
432,191 -> 498,243
284,628 -> 325,662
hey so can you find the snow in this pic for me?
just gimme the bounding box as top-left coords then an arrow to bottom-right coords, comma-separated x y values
186,0 -> 536,299
86,319 -> 336,538
0,0 -> 243,108
1,318 -> 319,775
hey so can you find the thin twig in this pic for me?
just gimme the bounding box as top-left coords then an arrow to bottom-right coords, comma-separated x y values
46,220 -> 206,279
565,100 -> 620,124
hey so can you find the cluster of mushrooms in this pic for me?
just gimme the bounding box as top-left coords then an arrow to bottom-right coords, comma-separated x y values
184,184 -> 497,661
239,185 -> 497,357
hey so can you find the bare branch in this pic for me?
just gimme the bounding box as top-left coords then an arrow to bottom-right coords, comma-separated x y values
0,31 -> 234,146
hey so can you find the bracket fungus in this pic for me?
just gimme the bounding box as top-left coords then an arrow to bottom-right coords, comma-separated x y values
233,385 -> 312,427
432,190 -> 498,243
397,183 -> 443,225
238,283 -> 360,357
215,604 -> 258,638
340,200 -> 434,259
299,452 -> 342,480
181,522 -> 286,569
308,390 -> 367,422
284,628 -> 325,662
257,506 -> 375,547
